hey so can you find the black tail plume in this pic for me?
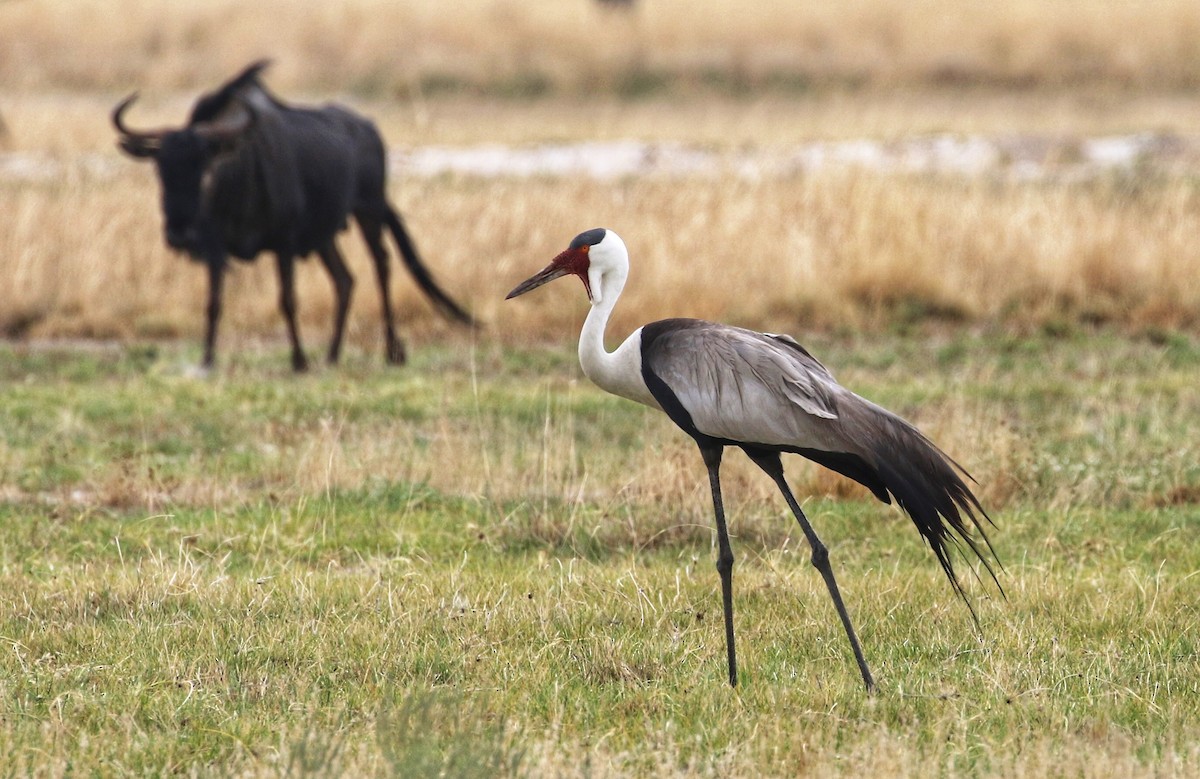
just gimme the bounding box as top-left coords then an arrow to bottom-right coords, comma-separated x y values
869,420 -> 1004,625
383,208 -> 475,326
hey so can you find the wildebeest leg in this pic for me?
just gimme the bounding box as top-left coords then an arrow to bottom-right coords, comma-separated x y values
316,241 -> 354,364
274,252 -> 308,372
202,258 -> 225,369
356,214 -> 404,365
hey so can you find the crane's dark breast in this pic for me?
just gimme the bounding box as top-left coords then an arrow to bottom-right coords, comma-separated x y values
640,319 -> 731,449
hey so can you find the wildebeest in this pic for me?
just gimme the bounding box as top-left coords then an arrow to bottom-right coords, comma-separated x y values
112,60 -> 472,371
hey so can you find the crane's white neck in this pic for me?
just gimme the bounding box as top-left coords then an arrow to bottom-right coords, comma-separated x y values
578,264 -> 624,372
576,239 -> 659,409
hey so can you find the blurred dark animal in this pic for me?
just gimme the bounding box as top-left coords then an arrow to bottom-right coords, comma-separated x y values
113,60 -> 472,372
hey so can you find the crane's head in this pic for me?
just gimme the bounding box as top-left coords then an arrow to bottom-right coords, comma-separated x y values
505,228 -> 627,305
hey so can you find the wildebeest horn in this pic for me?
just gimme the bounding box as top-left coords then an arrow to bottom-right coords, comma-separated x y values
111,93 -> 169,158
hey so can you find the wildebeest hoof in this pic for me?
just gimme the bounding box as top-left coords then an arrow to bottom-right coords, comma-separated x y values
292,354 -> 310,372
387,341 -> 407,366
184,363 -> 214,380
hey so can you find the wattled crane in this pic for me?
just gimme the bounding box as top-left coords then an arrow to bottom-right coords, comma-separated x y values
506,228 -> 1002,691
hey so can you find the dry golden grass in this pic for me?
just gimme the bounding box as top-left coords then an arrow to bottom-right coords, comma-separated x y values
5,164 -> 1199,350
3,2 -> 1200,351
4,0 -> 1200,95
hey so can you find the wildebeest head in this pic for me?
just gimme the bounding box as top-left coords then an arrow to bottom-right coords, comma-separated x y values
112,93 -> 255,252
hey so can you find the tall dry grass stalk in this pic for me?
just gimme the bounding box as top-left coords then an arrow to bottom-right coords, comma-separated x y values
2,0 -> 1200,95
3,168 -> 1199,346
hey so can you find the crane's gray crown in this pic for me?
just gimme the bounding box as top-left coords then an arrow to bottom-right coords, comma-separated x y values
569,228 -> 608,250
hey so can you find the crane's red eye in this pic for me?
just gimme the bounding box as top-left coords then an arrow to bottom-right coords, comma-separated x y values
559,246 -> 592,299
565,245 -> 589,273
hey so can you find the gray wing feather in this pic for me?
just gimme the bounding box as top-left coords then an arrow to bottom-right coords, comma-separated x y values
648,323 -> 846,446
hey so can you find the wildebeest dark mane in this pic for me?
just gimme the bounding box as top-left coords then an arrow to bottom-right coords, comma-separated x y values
189,59 -> 274,124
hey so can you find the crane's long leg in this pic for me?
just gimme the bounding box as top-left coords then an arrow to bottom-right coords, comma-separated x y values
700,445 -> 738,688
746,450 -> 876,693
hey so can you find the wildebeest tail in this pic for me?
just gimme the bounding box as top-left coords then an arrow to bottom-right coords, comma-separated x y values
383,208 -> 475,326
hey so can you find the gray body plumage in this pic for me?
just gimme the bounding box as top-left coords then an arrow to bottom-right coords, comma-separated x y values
644,320 -> 842,442
639,317 -> 999,612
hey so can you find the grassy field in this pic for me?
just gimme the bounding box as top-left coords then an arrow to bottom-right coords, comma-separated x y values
2,1 -> 1200,776
0,333 -> 1197,777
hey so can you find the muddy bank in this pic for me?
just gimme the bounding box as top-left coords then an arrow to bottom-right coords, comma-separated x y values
3,132 -> 1198,184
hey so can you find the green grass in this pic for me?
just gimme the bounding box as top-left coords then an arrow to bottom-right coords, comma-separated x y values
0,332 -> 1198,777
